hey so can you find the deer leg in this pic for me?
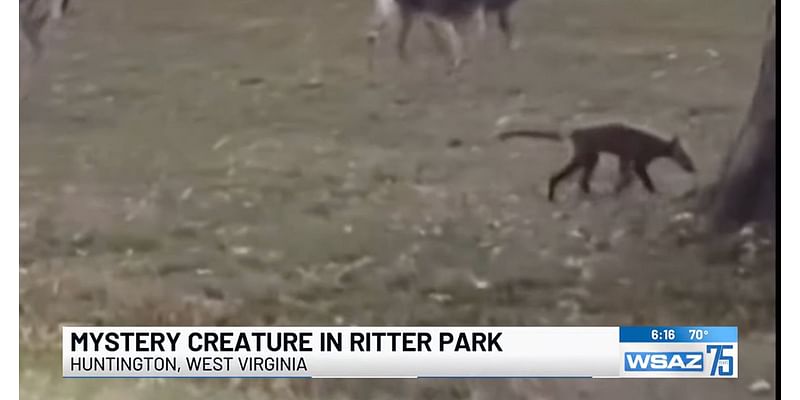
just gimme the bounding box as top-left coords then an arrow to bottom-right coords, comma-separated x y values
424,18 -> 449,57
497,8 -> 519,50
396,10 -> 415,62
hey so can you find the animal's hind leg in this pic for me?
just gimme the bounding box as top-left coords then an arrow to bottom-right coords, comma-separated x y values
366,0 -> 396,72
429,18 -> 465,72
473,6 -> 488,41
424,19 -> 450,57
20,9 -> 52,62
461,7 -> 487,62
497,9 -> 519,50
20,22 -> 44,60
579,154 -> 599,194
50,0 -> 67,19
396,10 -> 415,62
548,159 -> 582,201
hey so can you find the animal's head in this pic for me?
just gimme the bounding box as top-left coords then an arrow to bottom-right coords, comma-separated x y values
666,137 -> 696,173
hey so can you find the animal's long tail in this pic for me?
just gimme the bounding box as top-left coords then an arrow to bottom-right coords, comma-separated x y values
495,130 -> 563,142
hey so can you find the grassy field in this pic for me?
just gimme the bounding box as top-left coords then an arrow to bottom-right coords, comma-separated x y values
21,0 -> 775,398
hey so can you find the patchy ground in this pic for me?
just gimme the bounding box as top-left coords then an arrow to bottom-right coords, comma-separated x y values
20,0 -> 775,398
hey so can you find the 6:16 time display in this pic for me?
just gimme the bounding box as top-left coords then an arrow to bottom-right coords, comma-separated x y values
651,329 -> 676,341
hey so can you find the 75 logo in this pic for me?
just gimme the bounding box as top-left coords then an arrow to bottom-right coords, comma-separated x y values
706,345 -> 734,376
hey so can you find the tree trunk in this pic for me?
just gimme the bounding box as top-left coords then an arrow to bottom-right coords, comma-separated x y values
711,4 -> 776,230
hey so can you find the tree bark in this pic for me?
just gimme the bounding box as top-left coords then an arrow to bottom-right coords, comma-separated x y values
711,4 -> 776,230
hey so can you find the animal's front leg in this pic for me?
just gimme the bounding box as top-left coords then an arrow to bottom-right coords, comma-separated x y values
425,19 -> 450,57
20,20 -> 44,60
50,0 -> 67,20
633,163 -> 657,193
459,7 -> 487,62
366,0 -> 396,72
474,6 -> 488,41
396,10 -> 415,62
497,9 -> 520,50
438,19 -> 465,72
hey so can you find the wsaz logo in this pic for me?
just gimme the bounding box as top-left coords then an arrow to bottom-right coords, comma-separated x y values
624,352 -> 704,372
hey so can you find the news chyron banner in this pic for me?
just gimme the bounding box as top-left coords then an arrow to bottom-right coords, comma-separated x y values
62,326 -> 737,379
